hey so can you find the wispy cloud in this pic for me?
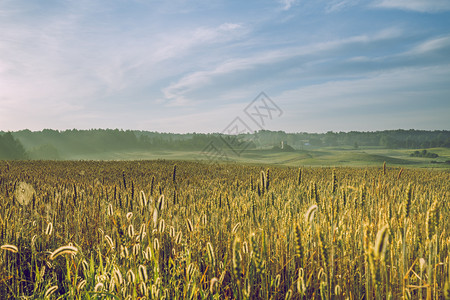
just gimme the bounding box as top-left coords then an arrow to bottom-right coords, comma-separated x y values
408,35 -> 450,54
325,0 -> 361,12
374,0 -> 450,12
160,27 -> 406,105
278,0 -> 298,11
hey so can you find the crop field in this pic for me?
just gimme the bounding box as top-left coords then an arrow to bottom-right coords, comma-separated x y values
0,160 -> 449,299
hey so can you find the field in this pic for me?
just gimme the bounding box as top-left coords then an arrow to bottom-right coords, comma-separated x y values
59,147 -> 450,169
0,160 -> 449,299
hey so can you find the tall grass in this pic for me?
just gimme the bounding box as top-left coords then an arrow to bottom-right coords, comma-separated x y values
0,160 -> 448,299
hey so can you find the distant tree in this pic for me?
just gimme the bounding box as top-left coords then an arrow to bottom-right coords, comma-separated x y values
411,150 -> 420,157
379,135 -> 395,148
0,132 -> 27,160
309,137 -> 323,146
29,144 -> 60,160
324,133 -> 338,146
410,149 -> 438,158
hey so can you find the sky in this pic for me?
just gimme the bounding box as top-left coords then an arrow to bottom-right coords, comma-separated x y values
0,0 -> 449,133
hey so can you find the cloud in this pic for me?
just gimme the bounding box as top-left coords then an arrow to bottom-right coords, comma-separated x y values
408,35 -> 450,54
374,0 -> 450,12
275,65 -> 450,132
161,58 -> 258,106
278,0 -> 298,11
152,22 -> 245,63
325,0 -> 360,12
160,27 -> 406,105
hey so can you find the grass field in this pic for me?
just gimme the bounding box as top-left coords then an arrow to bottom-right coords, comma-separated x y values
0,160 -> 449,299
65,147 -> 450,169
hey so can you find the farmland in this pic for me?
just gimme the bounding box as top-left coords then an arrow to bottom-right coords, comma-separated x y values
0,160 -> 449,299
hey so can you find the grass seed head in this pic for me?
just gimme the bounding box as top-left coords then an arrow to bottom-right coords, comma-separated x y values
1,244 -> 18,253
127,224 -> 135,238
139,264 -> 148,282
274,274 -> 281,289
206,242 -> 216,268
242,241 -> 249,254
113,268 -> 124,286
374,224 -> 389,259
49,245 -> 78,260
139,223 -> 147,240
143,246 -> 152,260
132,243 -> 140,256
139,282 -> 148,296
45,222 -> 53,236
153,238 -> 160,251
152,209 -> 158,228
107,203 -> 113,216
94,282 -> 104,292
297,268 -> 306,295
158,219 -> 165,233
105,235 -> 115,250
157,194 -> 165,212
126,212 -> 133,221
186,218 -> 194,233
305,204 -> 318,224
285,289 -> 292,300
140,190 -> 147,207
44,285 -> 58,299
419,258 -> 426,273
175,231 -> 182,244
210,277 -> 219,294
232,222 -> 241,234
126,269 -> 136,284
77,280 -> 86,292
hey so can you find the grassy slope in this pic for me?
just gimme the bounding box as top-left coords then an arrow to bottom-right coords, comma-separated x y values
65,147 -> 450,168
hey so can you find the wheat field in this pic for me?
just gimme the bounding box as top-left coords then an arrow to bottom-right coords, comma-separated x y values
0,160 -> 449,299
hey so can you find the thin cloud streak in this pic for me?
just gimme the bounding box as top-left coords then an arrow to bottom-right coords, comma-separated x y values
159,27 -> 422,106
374,0 -> 450,12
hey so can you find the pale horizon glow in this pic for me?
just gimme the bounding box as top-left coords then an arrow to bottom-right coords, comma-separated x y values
0,0 -> 449,133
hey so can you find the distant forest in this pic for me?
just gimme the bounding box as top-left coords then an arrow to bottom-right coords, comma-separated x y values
0,129 -> 449,160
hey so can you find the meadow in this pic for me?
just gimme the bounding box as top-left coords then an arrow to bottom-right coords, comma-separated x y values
0,160 -> 449,299
53,147 -> 450,169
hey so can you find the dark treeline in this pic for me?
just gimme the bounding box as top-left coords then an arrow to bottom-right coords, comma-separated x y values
0,132 -> 28,160
256,129 -> 450,149
0,129 -> 449,160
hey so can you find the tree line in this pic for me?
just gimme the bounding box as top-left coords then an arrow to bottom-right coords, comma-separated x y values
0,132 -> 27,160
0,129 -> 448,160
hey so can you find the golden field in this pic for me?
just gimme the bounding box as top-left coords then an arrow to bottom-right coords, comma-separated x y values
0,160 -> 449,299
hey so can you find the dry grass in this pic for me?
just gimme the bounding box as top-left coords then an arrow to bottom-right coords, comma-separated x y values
0,160 -> 448,299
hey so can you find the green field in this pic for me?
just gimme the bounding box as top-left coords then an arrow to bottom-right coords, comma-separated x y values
65,147 -> 450,169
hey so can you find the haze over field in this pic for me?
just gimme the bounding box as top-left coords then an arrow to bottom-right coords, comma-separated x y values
1,0 -> 450,133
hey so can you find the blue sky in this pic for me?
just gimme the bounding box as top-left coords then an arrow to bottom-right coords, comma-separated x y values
1,0 -> 449,133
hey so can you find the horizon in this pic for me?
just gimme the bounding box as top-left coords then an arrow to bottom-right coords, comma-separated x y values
1,1 -> 450,133
3,127 -> 449,135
